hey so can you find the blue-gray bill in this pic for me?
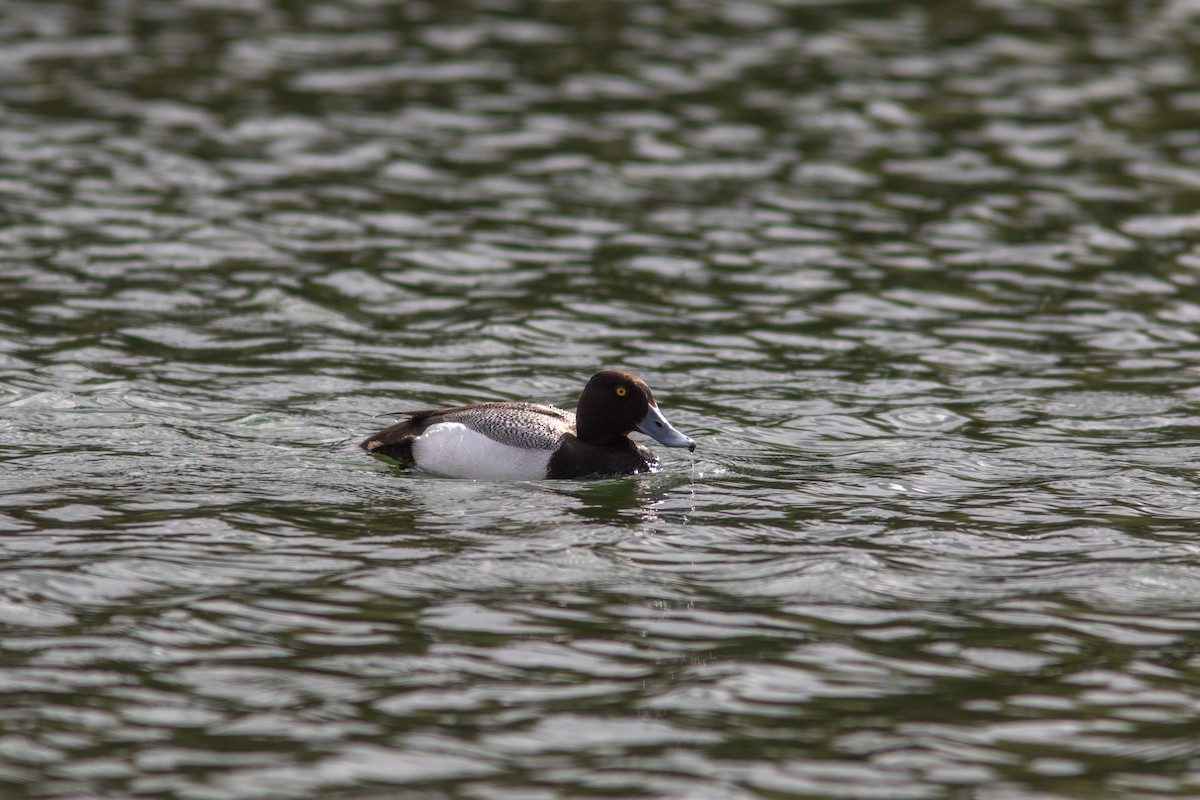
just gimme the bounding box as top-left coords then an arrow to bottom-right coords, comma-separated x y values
636,405 -> 696,452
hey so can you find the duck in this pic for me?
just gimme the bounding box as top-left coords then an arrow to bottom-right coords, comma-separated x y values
360,370 -> 696,479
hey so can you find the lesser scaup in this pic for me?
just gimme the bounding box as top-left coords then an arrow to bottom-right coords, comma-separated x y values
361,370 -> 696,479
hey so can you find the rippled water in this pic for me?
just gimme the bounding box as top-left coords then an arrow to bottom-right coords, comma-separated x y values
5,0 -> 1200,797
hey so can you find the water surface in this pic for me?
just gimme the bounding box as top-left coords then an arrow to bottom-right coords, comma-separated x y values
4,0 -> 1200,798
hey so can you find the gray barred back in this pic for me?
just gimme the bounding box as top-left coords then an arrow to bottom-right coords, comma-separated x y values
441,402 -> 575,450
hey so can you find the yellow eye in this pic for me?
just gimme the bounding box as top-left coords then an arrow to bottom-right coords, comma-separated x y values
615,386 -> 627,397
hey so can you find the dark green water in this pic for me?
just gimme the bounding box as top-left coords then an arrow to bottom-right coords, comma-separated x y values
5,0 -> 1200,797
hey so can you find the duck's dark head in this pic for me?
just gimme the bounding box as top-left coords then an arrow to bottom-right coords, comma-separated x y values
576,370 -> 695,451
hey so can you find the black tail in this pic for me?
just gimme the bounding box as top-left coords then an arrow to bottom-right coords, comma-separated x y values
360,417 -> 419,464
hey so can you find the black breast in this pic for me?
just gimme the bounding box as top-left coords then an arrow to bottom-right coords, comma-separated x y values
546,435 -> 657,478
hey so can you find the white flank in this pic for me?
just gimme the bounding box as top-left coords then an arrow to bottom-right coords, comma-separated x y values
411,422 -> 553,480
